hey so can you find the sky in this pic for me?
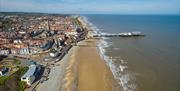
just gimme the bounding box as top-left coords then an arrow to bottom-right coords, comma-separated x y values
0,0 -> 180,14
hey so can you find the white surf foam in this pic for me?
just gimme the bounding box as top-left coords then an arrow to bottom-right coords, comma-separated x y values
82,16 -> 137,91
113,47 -> 120,50
81,16 -> 100,32
97,38 -> 137,91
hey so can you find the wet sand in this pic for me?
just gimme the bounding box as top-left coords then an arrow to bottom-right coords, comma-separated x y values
62,39 -> 115,91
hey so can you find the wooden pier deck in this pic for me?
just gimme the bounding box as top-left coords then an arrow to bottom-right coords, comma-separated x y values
92,32 -> 145,37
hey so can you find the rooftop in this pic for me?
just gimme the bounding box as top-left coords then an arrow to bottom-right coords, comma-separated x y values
21,64 -> 36,78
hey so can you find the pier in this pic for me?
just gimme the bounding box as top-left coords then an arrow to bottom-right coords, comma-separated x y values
92,32 -> 145,37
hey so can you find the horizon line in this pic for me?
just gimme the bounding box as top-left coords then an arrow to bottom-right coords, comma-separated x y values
0,11 -> 180,15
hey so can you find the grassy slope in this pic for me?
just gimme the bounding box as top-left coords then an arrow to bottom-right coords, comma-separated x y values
0,67 -> 28,91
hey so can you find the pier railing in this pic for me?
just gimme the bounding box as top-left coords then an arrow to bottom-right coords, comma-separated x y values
92,32 -> 145,37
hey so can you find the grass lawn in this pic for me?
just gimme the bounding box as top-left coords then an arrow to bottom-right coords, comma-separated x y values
0,76 -> 9,85
18,81 -> 26,91
0,67 -> 28,91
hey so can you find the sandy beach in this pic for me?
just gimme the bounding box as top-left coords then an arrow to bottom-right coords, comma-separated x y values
61,39 -> 115,91
36,17 -> 116,91
36,47 -> 74,91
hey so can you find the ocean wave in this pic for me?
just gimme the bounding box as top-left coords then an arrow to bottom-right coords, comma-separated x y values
81,16 -> 100,32
113,47 -> 120,50
97,38 -> 137,91
82,16 -> 137,91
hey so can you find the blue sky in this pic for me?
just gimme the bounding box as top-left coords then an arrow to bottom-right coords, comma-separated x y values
0,0 -> 180,14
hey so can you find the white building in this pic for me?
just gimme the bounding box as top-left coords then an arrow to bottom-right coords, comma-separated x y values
0,49 -> 10,55
19,47 -> 30,55
21,65 -> 36,86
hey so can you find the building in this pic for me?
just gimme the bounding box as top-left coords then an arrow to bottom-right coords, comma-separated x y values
41,40 -> 54,51
21,64 -> 41,86
0,67 -> 9,76
19,47 -> 30,55
11,48 -> 19,55
49,51 -> 61,58
0,48 -> 11,55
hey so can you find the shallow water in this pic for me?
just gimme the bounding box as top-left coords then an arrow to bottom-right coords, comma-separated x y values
84,15 -> 180,91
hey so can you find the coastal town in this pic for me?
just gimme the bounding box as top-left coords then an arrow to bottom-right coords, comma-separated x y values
1,0 -> 179,91
0,13 -> 87,91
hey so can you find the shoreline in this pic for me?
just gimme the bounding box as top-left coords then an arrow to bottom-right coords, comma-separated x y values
61,38 -> 115,91
36,16 -> 118,91
61,16 -> 118,91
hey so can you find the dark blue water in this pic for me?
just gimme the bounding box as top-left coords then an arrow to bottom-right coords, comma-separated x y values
84,15 -> 180,91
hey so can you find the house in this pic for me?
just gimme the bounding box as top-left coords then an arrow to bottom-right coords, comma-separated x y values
0,48 -> 10,55
18,31 -> 26,34
19,47 -> 30,55
64,38 -> 72,45
11,48 -> 19,55
0,67 -> 9,76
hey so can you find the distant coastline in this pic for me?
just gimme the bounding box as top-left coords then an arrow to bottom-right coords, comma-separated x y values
1,12 -> 180,16
0,12 -> 70,17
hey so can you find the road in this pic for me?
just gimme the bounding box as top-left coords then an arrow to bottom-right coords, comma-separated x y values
26,33 -> 85,91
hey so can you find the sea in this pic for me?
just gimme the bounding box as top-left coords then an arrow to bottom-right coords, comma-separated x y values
82,15 -> 180,91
